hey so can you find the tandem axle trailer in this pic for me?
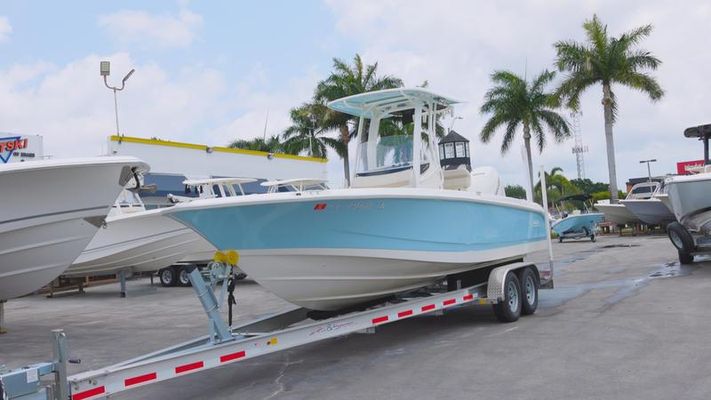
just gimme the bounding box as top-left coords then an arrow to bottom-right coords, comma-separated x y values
0,253 -> 552,400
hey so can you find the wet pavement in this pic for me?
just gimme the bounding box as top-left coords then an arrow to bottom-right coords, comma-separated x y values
1,233 -> 710,399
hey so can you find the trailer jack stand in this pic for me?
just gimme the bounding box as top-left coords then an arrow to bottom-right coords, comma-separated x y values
187,256 -> 236,344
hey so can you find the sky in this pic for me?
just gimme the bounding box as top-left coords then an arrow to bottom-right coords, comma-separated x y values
0,0 -> 709,189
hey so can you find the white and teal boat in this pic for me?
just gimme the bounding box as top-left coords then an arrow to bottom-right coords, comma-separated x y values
551,194 -> 604,242
165,89 -> 548,311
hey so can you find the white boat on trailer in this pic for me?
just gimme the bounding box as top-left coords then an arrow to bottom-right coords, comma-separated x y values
164,88 -> 548,311
594,180 -> 659,226
620,181 -> 675,226
64,189 -> 212,282
665,124 -> 711,264
0,156 -> 147,301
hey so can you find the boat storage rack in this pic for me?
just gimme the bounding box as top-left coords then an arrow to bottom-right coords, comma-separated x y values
0,253 -> 550,400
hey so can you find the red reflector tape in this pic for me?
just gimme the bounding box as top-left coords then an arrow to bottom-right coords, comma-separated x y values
397,310 -> 413,318
175,361 -> 204,374
421,304 -> 436,312
125,372 -> 157,387
463,294 -> 474,301
72,386 -> 106,400
443,298 -> 456,306
372,316 -> 389,324
313,203 -> 327,210
220,350 -> 246,363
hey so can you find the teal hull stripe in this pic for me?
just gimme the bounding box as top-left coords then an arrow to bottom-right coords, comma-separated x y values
172,198 -> 547,252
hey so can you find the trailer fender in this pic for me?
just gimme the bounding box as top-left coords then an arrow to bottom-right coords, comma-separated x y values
487,262 -> 537,302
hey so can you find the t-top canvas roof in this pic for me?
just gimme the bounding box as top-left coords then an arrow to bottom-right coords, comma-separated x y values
327,88 -> 460,119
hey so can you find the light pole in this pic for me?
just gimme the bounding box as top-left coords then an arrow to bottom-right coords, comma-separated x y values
100,61 -> 135,136
448,116 -> 463,133
639,159 -> 657,181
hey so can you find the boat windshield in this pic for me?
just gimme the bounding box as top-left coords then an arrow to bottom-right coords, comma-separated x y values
356,115 -> 433,175
357,134 -> 413,174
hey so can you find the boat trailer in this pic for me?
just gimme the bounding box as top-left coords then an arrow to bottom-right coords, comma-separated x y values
0,251 -> 552,400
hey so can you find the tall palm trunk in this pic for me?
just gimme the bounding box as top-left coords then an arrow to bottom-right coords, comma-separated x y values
523,123 -> 535,199
602,83 -> 619,203
340,125 -> 351,187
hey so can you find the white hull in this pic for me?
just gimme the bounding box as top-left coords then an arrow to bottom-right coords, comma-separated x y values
238,243 -> 546,310
66,210 -> 211,277
666,172 -> 711,233
595,203 -> 639,225
620,198 -> 675,225
0,157 -> 146,299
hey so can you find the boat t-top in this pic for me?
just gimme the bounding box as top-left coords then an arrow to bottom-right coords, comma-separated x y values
164,88 -> 548,311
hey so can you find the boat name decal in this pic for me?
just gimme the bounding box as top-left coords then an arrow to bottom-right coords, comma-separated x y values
0,137 -> 28,163
349,201 -> 385,210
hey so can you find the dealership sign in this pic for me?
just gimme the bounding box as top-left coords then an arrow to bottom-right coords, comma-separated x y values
0,134 -> 43,163
676,159 -> 705,175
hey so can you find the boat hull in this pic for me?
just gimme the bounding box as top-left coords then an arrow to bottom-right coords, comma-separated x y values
595,203 -> 638,225
168,189 -> 548,310
0,157 -> 146,299
551,213 -> 604,236
620,198 -> 675,226
66,211 -> 211,277
666,173 -> 711,233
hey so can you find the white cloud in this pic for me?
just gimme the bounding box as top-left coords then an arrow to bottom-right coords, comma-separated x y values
98,8 -> 202,48
324,0 -> 710,188
0,53 -> 229,158
0,16 -> 12,43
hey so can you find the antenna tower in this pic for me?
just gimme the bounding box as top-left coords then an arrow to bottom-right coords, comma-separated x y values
570,111 -> 588,180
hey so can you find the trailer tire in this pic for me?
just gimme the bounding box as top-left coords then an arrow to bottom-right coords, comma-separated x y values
518,267 -> 538,315
177,267 -> 192,287
678,251 -> 694,265
492,272 -> 522,323
558,237 -> 563,243
159,267 -> 177,287
667,222 -> 695,254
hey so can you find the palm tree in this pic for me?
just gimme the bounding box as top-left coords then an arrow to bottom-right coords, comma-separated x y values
281,103 -> 343,158
228,135 -> 283,153
314,54 -> 403,186
554,14 -> 664,203
534,167 -> 577,207
480,70 -> 571,195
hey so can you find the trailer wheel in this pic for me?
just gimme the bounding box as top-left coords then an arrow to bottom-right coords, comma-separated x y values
492,272 -> 522,323
591,233 -> 596,242
667,222 -> 695,254
558,237 -> 563,243
518,267 -> 538,315
177,267 -> 192,287
159,267 -> 177,287
678,251 -> 694,265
